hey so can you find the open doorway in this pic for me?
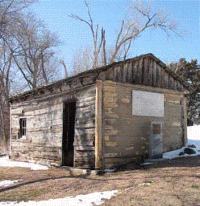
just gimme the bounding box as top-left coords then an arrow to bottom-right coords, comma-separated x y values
62,101 -> 76,166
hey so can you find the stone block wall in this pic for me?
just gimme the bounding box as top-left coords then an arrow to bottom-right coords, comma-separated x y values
102,80 -> 186,169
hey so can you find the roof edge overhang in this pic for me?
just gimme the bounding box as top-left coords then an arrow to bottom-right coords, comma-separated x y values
9,53 -> 193,102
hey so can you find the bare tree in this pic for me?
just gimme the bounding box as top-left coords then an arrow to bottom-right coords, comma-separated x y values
71,0 -> 182,71
70,0 -> 106,69
72,46 -> 93,75
0,41 -> 13,151
110,0 -> 181,63
0,0 -> 37,40
0,0 -> 38,152
9,13 -> 62,89
0,0 -> 64,152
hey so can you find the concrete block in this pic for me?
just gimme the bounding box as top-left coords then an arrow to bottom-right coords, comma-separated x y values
104,108 -> 113,113
121,98 -> 130,104
105,119 -> 117,125
104,153 -> 118,157
168,100 -> 180,105
126,146 -> 134,150
105,136 -> 110,141
105,141 -> 118,147
103,102 -> 118,108
105,125 -> 114,130
104,80 -> 117,85
104,92 -> 117,97
105,130 -> 118,136
104,96 -> 117,103
172,122 -> 181,127
104,113 -> 119,119
104,86 -> 116,92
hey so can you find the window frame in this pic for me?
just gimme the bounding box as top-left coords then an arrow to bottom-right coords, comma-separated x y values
19,118 -> 26,138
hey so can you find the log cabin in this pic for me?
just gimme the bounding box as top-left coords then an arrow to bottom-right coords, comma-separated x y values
9,53 -> 191,170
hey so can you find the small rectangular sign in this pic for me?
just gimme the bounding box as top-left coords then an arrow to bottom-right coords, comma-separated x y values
132,90 -> 164,117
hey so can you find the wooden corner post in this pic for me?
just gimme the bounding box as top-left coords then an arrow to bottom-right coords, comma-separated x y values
181,95 -> 188,146
95,80 -> 104,170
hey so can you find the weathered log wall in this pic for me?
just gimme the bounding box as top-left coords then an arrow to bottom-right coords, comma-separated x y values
10,85 -> 96,168
10,97 -> 63,166
74,87 -> 96,168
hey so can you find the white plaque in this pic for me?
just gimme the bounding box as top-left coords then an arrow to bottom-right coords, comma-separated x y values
132,90 -> 164,117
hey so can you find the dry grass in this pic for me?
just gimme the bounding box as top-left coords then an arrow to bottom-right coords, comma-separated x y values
0,157 -> 200,205
104,167 -> 200,206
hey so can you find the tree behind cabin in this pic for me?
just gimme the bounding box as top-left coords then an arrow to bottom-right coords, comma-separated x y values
169,59 -> 200,125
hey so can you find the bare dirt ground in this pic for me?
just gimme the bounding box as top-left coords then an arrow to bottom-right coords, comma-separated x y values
0,156 -> 200,206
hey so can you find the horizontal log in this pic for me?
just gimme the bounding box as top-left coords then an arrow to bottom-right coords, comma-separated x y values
74,132 -> 94,139
74,145 -> 95,151
75,150 -> 95,157
76,100 -> 95,108
76,117 -> 95,126
74,139 -> 94,146
76,104 -> 95,112
75,125 -> 95,130
76,111 -> 95,120
70,78 -> 83,88
75,128 -> 95,135
77,87 -> 96,98
82,76 -> 96,85
11,102 -> 62,114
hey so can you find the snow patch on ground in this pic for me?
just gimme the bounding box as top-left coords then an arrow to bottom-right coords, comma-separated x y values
0,190 -> 118,206
187,125 -> 200,140
0,155 -> 48,170
187,124 -> 200,147
0,180 -> 20,187
104,168 -> 117,173
163,147 -> 200,159
0,155 -> 117,205
163,125 -> 200,159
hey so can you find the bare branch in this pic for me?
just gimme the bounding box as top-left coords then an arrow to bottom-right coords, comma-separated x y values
109,0 -> 181,63
60,60 -> 68,78
116,20 -> 124,49
102,29 -> 107,65
71,0 -> 182,70
84,0 -> 93,25
123,40 -> 132,60
69,14 -> 91,28
70,0 -> 109,69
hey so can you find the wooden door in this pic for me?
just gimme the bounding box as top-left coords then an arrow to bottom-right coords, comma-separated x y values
149,122 -> 163,159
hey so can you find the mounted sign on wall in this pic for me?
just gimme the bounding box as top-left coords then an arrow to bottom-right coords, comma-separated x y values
132,90 -> 164,117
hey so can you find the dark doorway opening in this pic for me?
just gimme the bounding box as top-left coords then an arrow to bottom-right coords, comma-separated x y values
62,101 -> 76,166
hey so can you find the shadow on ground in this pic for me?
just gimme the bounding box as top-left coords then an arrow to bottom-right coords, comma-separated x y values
123,155 -> 200,171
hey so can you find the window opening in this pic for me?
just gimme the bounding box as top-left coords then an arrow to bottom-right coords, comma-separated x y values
152,124 -> 161,134
19,118 -> 26,138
